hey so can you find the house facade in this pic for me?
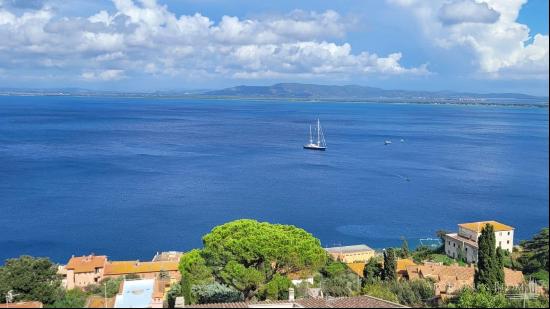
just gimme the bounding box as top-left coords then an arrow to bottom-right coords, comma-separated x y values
443,221 -> 514,264
64,255 -> 107,289
325,244 -> 376,263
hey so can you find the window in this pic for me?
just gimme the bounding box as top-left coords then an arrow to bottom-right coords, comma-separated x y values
507,240 -> 510,244
499,241 -> 502,247
465,247 -> 468,252
508,231 -> 510,236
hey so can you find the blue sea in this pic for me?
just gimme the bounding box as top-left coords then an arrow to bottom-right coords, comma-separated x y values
0,96 -> 548,263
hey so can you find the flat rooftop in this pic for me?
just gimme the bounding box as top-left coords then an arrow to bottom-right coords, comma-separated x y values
325,244 -> 374,253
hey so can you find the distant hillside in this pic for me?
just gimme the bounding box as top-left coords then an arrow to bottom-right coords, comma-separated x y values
203,83 -> 547,104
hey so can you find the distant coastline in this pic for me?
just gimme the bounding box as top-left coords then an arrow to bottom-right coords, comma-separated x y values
1,93 -> 548,108
1,82 -> 548,108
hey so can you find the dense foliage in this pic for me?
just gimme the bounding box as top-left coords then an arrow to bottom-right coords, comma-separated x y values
88,277 -> 123,298
362,257 -> 383,284
517,228 -> 549,285
0,256 -> 62,305
446,287 -> 508,308
475,224 -> 505,292
382,248 -> 397,281
199,219 -> 327,299
179,249 -> 213,285
48,288 -> 87,308
192,282 -> 243,304
319,260 -> 361,297
362,279 -> 435,306
258,274 -> 292,300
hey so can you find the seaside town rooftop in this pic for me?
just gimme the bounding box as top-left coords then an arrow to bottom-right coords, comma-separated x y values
458,221 -> 514,233
185,295 -> 408,308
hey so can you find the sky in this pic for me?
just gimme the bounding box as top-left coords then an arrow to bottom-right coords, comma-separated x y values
0,0 -> 548,95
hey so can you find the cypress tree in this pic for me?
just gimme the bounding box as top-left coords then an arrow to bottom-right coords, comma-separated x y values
383,248 -> 397,281
474,223 -> 504,292
181,271 -> 193,305
401,237 -> 409,258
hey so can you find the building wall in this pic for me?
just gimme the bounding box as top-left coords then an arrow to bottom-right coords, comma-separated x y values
445,229 -> 514,263
458,227 -> 478,241
444,236 -> 478,264
495,230 -> 514,252
329,251 -> 375,263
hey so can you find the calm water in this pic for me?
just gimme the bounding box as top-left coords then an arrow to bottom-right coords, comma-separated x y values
0,96 -> 548,263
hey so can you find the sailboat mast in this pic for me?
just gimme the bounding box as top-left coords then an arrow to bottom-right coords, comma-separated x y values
317,118 -> 321,145
309,125 -> 313,144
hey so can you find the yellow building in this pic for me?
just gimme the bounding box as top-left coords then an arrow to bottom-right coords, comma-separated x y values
325,244 -> 376,263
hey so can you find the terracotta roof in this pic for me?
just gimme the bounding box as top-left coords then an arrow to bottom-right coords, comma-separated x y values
397,259 -> 417,273
186,295 -> 406,308
407,264 -> 475,282
104,260 -> 178,276
86,296 -> 115,308
346,262 -> 366,278
0,302 -> 43,308
504,268 -> 524,287
65,255 -> 107,273
459,221 -> 514,233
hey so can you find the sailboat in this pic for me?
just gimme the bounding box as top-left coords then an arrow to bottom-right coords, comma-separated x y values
304,118 -> 327,151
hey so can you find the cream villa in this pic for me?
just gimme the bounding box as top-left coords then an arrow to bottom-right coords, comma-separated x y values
325,244 -> 376,263
443,221 -> 514,264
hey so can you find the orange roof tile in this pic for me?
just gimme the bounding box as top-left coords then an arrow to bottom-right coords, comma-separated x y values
459,221 -> 514,233
346,262 -> 366,278
87,296 -> 115,308
104,261 -> 179,276
397,259 -> 417,272
504,268 -> 524,287
65,255 -> 107,273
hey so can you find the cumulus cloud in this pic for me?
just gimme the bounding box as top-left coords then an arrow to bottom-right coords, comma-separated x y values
438,0 -> 500,25
390,0 -> 549,79
0,0 -> 427,84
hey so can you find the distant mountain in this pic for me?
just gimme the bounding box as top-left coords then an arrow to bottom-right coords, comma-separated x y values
203,83 -> 547,104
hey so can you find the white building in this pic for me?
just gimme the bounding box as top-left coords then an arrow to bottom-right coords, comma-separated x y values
443,221 -> 514,264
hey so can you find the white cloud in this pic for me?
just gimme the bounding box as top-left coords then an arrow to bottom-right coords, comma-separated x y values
0,0 -> 427,83
390,0 -> 549,79
438,0 -> 500,25
81,69 -> 125,81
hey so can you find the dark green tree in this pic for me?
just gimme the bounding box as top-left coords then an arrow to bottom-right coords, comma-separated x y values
200,219 -> 327,299
166,283 -> 183,308
178,249 -> 213,285
49,288 -> 88,308
181,271 -> 193,305
474,224 -> 504,292
401,238 -> 410,258
192,282 -> 243,304
362,258 -> 383,285
260,274 -> 292,300
0,256 -> 62,305
383,248 -> 397,281
518,228 -> 549,274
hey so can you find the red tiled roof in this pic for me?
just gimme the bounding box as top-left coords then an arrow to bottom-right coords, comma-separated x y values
65,255 -> 107,273
186,296 -> 407,308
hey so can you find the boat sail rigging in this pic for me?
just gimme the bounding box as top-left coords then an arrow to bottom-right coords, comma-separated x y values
304,118 -> 327,151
